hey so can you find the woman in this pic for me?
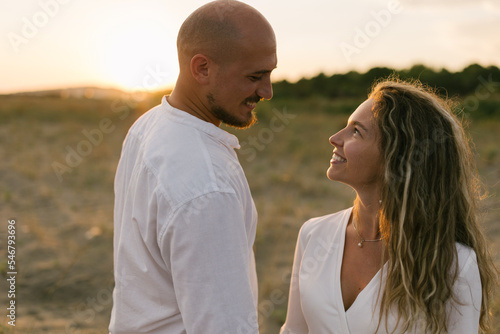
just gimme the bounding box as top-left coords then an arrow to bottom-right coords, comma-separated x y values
280,78 -> 496,333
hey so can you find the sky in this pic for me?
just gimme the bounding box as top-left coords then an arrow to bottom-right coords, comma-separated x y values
1,0 -> 500,94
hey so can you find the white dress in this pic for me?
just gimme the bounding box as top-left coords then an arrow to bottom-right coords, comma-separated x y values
280,208 -> 482,334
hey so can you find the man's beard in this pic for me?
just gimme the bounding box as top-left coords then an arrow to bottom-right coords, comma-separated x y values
207,93 -> 259,129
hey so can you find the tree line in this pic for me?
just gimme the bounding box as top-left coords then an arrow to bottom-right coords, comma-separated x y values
272,64 -> 500,99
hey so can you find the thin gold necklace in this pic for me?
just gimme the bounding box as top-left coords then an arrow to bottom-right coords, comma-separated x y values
352,219 -> 383,248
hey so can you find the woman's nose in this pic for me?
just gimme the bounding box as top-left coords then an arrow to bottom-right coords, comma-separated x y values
329,131 -> 342,147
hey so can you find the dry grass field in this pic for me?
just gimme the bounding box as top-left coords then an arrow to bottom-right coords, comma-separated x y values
0,91 -> 499,333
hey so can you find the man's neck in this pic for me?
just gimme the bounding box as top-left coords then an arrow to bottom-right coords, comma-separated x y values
168,88 -> 221,127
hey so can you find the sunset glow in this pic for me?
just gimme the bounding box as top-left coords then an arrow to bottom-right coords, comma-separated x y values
1,0 -> 499,94
94,9 -> 179,92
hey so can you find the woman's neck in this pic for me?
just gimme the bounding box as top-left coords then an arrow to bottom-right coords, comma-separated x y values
353,195 -> 381,239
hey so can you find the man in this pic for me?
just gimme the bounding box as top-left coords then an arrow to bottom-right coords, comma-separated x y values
109,1 -> 277,333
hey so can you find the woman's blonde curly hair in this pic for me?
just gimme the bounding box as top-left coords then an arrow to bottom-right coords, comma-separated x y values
369,77 -> 497,333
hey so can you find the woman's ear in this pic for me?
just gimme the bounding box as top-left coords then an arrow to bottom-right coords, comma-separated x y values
190,54 -> 212,85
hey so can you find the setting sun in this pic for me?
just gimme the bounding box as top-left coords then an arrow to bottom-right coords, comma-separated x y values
95,9 -> 178,92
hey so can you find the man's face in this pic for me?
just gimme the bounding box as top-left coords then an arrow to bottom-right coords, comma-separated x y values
207,35 -> 277,128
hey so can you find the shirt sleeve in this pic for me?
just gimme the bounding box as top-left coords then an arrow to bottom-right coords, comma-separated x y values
447,248 -> 482,334
280,225 -> 309,334
161,191 -> 258,334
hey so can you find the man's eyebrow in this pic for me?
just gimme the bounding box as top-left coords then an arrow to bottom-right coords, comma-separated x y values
250,67 -> 277,75
350,120 -> 369,132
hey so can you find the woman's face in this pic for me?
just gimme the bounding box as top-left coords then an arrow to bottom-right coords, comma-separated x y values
327,99 -> 384,190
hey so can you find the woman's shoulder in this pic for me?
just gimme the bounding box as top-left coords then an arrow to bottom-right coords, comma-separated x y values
455,242 -> 479,278
299,207 -> 352,242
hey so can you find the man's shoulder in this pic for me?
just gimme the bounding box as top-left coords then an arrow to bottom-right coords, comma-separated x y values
128,104 -> 193,142
128,103 -> 164,136
120,102 -> 245,205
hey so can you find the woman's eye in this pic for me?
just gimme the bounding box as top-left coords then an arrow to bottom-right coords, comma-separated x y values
354,128 -> 360,135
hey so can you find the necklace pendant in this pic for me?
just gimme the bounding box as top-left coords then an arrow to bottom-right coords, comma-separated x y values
357,241 -> 363,248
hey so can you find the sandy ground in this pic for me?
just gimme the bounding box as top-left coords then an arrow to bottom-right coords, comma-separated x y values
1,96 -> 499,333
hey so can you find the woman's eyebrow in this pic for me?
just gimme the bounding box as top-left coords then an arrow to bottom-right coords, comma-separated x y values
350,120 -> 369,133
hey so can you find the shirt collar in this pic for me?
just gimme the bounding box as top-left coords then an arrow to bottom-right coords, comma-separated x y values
161,96 -> 241,149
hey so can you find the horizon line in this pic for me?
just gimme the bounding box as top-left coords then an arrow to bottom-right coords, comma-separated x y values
2,62 -> 498,96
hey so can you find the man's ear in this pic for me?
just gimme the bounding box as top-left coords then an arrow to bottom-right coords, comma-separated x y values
190,54 -> 212,85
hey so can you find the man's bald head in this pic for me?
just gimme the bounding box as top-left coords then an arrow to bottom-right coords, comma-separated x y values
177,0 -> 275,67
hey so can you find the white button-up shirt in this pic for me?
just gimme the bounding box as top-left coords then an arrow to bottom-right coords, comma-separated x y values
109,97 -> 259,334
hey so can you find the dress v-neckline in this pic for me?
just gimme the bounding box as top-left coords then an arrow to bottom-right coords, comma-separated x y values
335,209 -> 385,314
